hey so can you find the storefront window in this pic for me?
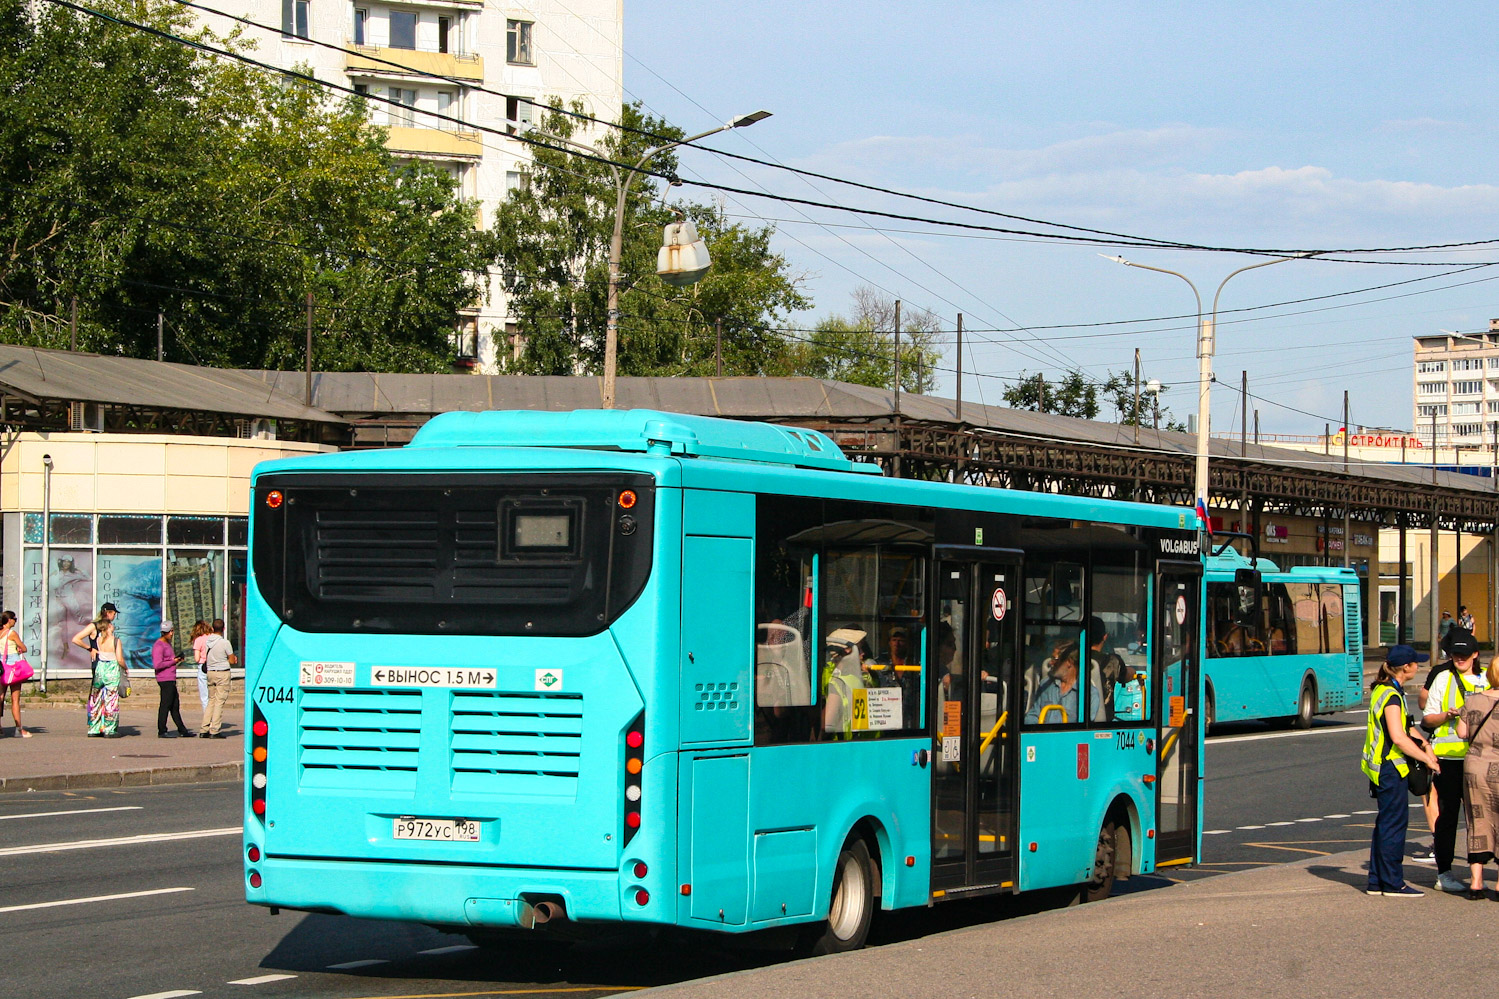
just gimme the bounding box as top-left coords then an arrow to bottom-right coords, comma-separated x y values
165,550 -> 223,658
49,515 -> 92,545
169,517 -> 225,546
97,549 -> 163,670
99,515 -> 162,545
23,513 -> 43,544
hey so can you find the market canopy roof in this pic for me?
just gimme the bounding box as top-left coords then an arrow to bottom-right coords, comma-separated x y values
0,345 -> 341,428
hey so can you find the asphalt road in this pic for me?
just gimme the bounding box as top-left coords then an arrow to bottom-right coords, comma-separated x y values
1,713 -> 1393,999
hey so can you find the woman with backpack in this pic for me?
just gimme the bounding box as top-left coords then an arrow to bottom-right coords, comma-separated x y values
1363,645 -> 1441,896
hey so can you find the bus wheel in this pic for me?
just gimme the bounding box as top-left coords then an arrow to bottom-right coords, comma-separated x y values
1292,680 -> 1315,730
802,838 -> 875,955
1084,818 -> 1123,903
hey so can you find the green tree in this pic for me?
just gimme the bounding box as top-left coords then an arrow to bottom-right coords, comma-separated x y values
0,0 -> 497,371
786,286 -> 943,391
1099,369 -> 1189,431
1003,370 -> 1102,419
493,101 -> 810,376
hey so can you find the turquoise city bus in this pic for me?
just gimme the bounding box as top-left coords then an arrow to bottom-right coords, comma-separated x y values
1203,548 -> 1363,729
242,410 -> 1205,952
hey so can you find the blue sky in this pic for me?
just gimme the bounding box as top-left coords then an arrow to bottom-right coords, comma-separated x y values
614,2 -> 1499,434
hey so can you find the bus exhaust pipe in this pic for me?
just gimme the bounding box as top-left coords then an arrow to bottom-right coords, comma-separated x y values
530,900 -> 566,925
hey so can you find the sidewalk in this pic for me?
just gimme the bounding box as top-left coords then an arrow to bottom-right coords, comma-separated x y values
0,702 -> 242,793
640,848 -> 1486,999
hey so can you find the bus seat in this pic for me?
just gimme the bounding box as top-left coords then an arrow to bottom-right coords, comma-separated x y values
755,623 -> 809,706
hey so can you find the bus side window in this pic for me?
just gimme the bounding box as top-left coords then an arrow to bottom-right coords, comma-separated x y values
754,497 -> 822,746
1091,562 -> 1149,724
1321,586 -> 1345,653
1265,583 -> 1294,654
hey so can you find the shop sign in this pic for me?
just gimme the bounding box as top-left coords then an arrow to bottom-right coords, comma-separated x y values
1264,523 -> 1290,544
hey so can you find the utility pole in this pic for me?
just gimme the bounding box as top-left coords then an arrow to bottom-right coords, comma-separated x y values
156,312 -> 164,362
1343,390 -> 1351,568
714,318 -> 722,378
1133,349 -> 1142,444
1253,410 -> 1259,445
1240,370 -> 1249,530
892,300 -> 901,414
305,292 -> 314,408
956,313 -> 964,422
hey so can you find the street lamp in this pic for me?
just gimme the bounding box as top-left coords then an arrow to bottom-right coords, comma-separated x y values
524,109 -> 773,409
1103,252 -> 1310,520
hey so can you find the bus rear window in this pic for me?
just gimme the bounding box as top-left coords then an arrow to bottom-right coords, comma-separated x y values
253,472 -> 654,637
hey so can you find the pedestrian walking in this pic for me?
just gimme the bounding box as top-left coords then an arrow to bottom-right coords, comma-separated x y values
198,618 -> 236,738
1363,645 -> 1441,896
0,610 -> 34,738
190,620 -> 210,713
1424,630 -> 1488,892
152,620 -> 194,739
1456,658 -> 1499,899
1439,611 -> 1455,650
1458,605 -> 1476,634
85,616 -> 127,737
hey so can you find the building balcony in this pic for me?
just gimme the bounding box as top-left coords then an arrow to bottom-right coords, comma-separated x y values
384,126 -> 483,160
347,47 -> 484,82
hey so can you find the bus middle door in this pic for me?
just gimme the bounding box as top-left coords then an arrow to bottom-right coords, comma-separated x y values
931,555 -> 1021,894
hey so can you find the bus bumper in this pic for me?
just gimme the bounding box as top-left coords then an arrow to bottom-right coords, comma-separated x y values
248,857 -> 636,928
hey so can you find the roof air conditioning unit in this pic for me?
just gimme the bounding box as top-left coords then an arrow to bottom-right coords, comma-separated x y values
251,418 -> 277,441
68,402 -> 103,432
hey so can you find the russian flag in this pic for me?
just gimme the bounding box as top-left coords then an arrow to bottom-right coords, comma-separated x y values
1195,497 -> 1213,536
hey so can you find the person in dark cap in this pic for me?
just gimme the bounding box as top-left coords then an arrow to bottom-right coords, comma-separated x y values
1362,645 -> 1440,896
1422,629 -> 1488,894
152,620 -> 193,739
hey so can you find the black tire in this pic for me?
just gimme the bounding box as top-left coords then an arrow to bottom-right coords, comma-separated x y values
1292,679 -> 1314,730
1204,687 -> 1216,733
802,838 -> 875,955
1084,817 -> 1123,903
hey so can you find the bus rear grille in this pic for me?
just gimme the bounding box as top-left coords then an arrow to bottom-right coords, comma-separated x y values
299,688 -> 423,792
314,510 -> 440,600
450,691 -> 584,797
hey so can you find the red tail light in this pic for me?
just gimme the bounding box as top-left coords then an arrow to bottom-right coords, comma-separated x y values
622,713 -> 644,846
247,845 -> 261,862
634,890 -> 649,906
248,871 -> 262,888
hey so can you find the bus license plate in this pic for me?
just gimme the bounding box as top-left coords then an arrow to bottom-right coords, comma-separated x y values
393,817 -> 479,843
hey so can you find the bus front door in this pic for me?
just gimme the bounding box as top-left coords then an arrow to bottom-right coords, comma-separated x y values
1154,562 -> 1202,866
931,556 -> 1021,894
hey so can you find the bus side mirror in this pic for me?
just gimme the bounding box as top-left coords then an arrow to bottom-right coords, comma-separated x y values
1234,567 -> 1261,589
1234,567 -> 1262,624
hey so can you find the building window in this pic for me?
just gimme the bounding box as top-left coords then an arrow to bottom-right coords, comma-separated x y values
437,90 -> 454,120
387,87 -> 416,127
1417,381 -> 1446,395
1453,357 -> 1484,371
505,95 -> 534,135
353,6 -> 367,44
1417,360 -> 1447,374
1453,402 -> 1481,416
389,9 -> 417,49
505,170 -> 525,197
438,15 -> 451,53
1455,380 -> 1483,396
507,19 -> 533,64
1454,423 -> 1483,437
282,0 -> 310,38
1417,404 -> 1448,418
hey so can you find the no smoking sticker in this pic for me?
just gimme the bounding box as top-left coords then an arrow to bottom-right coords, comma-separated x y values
991,587 -> 1008,621
1174,594 -> 1187,626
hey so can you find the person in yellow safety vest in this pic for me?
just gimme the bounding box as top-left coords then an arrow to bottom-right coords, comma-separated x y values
1363,645 -> 1440,896
1421,629 -> 1489,893
822,627 -> 868,737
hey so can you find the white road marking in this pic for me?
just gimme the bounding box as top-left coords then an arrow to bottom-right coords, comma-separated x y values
1353,810 -> 1377,815
1237,825 -> 1266,830
417,944 -> 477,956
327,960 -> 389,970
0,886 -> 193,914
1265,821 -> 1295,826
1212,726 -> 1363,744
125,992 -> 201,999
1203,829 -> 1230,835
0,806 -> 143,821
1295,817 -> 1323,823
228,974 -> 296,985
1324,813 -> 1351,818
0,827 -> 239,857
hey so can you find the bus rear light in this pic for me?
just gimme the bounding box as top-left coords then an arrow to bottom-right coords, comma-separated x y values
253,747 -> 267,763
250,704 -> 268,825
247,845 -> 261,862
633,862 -> 648,879
248,871 -> 262,889
265,490 -> 283,509
252,798 -> 267,816
252,773 -> 267,789
618,490 -> 637,509
634,890 -> 649,906
680,884 -> 691,896
253,719 -> 268,737
623,712 -> 644,847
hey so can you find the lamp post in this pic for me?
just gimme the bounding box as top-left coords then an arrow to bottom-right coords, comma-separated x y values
526,110 -> 772,409
1104,253 -> 1309,518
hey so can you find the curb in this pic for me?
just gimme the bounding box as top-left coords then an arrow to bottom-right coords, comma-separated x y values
0,760 -> 243,794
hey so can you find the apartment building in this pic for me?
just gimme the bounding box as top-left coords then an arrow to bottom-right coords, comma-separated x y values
190,1 -> 623,371
1412,319 -> 1499,449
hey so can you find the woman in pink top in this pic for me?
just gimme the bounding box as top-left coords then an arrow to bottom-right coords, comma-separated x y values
191,620 -> 211,712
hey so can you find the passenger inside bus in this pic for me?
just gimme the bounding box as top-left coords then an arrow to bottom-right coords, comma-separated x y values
866,623 -> 924,729
822,627 -> 868,735
1024,641 -> 1102,724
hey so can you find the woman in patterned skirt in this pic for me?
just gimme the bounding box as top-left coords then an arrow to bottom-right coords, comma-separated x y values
1457,659 -> 1499,899
86,617 -> 127,737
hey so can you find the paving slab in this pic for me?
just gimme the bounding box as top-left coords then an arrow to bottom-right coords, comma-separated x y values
0,702 -> 242,793
639,848 -> 1490,999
